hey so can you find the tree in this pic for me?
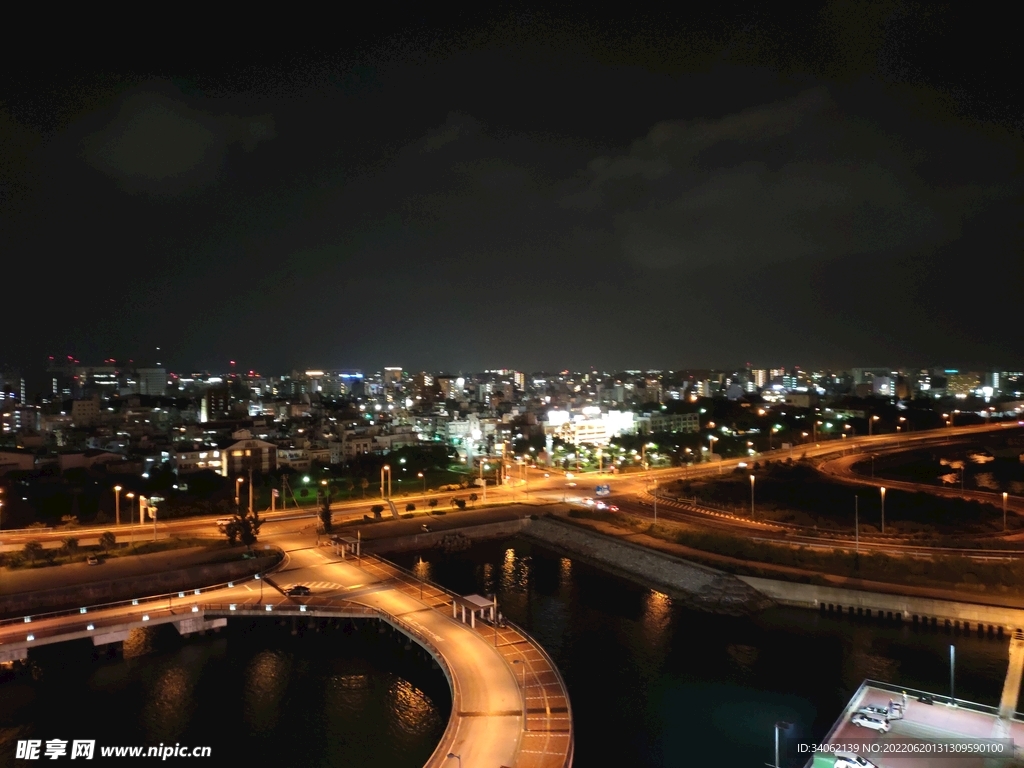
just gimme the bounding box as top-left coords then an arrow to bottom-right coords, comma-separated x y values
23,541 -> 43,562
406,502 -> 416,512
61,537 -> 79,556
99,531 -> 116,551
60,515 -> 79,528
454,499 -> 467,510
428,498 -> 438,509
360,478 -> 369,498
319,494 -> 333,534
226,508 -> 263,550
370,504 -> 385,519
468,493 -> 478,507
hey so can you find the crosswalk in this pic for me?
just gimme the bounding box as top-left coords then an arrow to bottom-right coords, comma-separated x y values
282,580 -> 347,591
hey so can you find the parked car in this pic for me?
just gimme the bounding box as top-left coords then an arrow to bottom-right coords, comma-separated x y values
850,713 -> 890,732
285,585 -> 311,596
835,753 -> 878,768
856,705 -> 890,719
86,556 -> 100,566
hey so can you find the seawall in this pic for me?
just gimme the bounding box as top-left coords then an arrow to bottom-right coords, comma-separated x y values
740,575 -> 1024,634
523,516 -> 774,614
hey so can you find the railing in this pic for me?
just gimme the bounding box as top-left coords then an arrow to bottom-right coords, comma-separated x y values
0,557 -> 278,631
504,614 -> 575,768
366,553 -> 574,766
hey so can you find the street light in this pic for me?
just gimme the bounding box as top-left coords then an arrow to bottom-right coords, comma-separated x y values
418,471 -> 425,494
125,492 -> 136,547
869,414 -> 880,437
1004,492 -> 1009,532
114,485 -> 122,526
235,477 -> 243,507
880,487 -> 886,534
774,721 -> 792,768
750,474 -> 755,519
381,465 -> 392,499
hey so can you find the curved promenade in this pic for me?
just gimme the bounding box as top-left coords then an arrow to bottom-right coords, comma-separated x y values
0,549 -> 573,768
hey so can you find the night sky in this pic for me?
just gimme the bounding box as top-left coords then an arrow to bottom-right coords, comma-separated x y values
2,6 -> 1021,377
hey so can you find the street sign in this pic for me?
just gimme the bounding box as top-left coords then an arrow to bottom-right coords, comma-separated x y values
595,485 -> 611,496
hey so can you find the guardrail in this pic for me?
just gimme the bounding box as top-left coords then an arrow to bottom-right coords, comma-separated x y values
0,557 -> 278,630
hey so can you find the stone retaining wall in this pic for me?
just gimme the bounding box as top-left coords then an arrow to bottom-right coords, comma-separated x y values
523,517 -> 774,615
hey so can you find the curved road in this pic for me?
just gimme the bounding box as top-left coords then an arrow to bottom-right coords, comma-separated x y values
0,528 -> 573,768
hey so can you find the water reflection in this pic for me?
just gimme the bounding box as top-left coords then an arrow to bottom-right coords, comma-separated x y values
388,679 -> 443,736
123,627 -> 154,658
243,650 -> 289,731
642,590 -> 672,638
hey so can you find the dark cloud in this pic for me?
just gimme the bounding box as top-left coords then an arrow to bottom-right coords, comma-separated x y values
80,87 -> 275,194
1,7 -> 1022,380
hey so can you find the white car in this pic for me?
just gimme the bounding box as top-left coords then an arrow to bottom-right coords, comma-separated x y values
834,754 -> 876,768
595,501 -> 607,510
850,713 -> 890,732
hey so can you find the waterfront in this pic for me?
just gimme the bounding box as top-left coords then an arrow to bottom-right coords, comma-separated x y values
0,537 -> 1016,767
397,538 -> 1014,767
0,618 -> 450,767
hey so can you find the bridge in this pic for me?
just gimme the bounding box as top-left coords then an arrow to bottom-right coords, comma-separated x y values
0,548 -> 573,768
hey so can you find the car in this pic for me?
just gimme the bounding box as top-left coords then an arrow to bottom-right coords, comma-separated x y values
565,473 -> 574,479
856,705 -> 890,719
607,505 -> 619,512
285,585 -> 312,597
638,500 -> 651,507
566,482 -> 577,488
215,517 -> 232,529
582,497 -> 595,506
595,501 -> 607,510
420,524 -> 431,532
86,556 -> 100,566
850,713 -> 890,732
834,753 -> 877,768
543,473 -> 550,478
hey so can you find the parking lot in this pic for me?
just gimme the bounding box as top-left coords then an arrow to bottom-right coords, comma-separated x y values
820,684 -> 1024,767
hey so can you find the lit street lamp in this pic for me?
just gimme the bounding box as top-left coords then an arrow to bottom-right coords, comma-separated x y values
125,492 -> 136,546
880,486 -> 886,534
418,471 -> 425,494
869,414 -> 880,437
381,465 -> 392,499
235,477 -> 243,508
114,485 -> 122,526
750,474 -> 756,519
1004,492 -> 1009,532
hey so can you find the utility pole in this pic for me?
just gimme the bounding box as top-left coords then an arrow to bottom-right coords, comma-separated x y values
653,480 -> 657,524
248,467 -> 254,515
855,495 -> 859,553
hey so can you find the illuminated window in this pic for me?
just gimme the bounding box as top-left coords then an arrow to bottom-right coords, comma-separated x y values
232,451 -> 243,457
245,450 -> 251,456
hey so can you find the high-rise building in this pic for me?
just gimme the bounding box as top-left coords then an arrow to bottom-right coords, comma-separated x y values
137,368 -> 167,396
